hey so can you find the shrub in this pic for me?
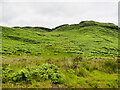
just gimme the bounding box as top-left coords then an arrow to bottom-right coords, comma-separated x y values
2,64 -> 65,84
103,60 -> 117,73
72,56 -> 83,69
67,69 -> 75,74
31,64 -> 65,84
76,67 -> 89,77
2,67 -> 13,83
12,69 -> 31,83
51,73 -> 64,84
84,62 -> 98,72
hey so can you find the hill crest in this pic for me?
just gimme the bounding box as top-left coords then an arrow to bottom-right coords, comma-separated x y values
10,21 -> 119,31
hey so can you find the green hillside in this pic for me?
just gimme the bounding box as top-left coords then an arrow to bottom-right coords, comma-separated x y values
2,21 -> 119,88
2,21 -> 119,59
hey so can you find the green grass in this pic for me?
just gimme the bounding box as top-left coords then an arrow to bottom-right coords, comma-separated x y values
1,21 -> 119,88
2,56 -> 118,88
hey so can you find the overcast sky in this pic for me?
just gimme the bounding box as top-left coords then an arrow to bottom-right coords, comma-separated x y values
0,0 -> 119,28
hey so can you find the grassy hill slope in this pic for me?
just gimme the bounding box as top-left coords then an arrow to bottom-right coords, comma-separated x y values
2,21 -> 119,59
2,21 -> 119,88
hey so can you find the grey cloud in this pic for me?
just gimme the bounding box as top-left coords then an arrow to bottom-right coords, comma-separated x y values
0,3 -> 3,24
1,2 -> 118,28
3,0 -> 120,2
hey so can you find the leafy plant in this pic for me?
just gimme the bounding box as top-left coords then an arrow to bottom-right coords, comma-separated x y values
2,67 -> 13,83
12,69 -> 31,83
31,64 -> 65,84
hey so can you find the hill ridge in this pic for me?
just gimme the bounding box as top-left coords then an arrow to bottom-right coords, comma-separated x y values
11,21 -> 119,32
